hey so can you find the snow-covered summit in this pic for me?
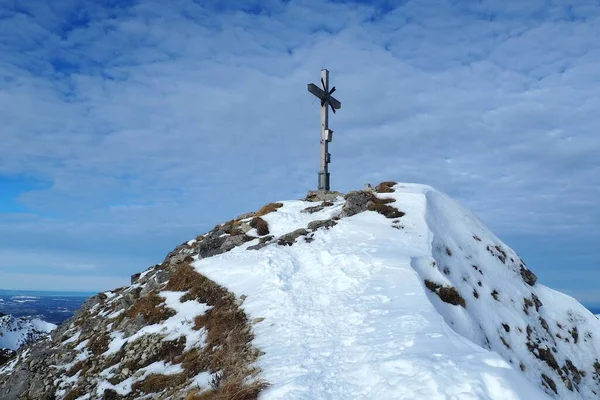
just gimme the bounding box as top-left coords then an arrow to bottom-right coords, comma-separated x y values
1,182 -> 599,399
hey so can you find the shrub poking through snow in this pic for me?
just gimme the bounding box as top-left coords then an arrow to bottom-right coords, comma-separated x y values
368,202 -> 405,219
249,217 -> 270,236
255,202 -> 283,217
132,373 -> 187,397
424,280 -> 466,308
374,181 -> 397,193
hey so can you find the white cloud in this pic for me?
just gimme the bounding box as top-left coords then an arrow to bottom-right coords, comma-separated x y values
0,0 -> 599,290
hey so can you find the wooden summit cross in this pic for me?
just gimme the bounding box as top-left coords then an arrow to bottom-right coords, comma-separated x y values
307,69 -> 342,191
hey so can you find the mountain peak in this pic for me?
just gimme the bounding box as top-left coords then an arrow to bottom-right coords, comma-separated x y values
1,182 -> 599,399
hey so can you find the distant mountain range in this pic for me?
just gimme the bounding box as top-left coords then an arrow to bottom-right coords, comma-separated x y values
0,289 -> 93,325
0,313 -> 56,351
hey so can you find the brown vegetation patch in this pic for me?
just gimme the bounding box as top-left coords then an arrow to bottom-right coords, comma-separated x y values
121,291 -> 175,325
520,266 -> 538,286
132,373 -> 187,395
165,262 -> 267,396
473,289 -> 479,298
374,181 -> 397,193
523,297 -> 534,315
89,330 -> 110,356
491,290 -> 500,301
255,203 -> 283,217
424,280 -> 466,307
368,202 -> 405,219
249,217 -> 270,236
166,263 -> 233,307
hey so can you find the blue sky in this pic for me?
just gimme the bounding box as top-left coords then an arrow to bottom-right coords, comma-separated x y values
0,0 -> 599,303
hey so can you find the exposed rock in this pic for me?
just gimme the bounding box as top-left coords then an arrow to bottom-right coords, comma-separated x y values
130,273 -> 141,285
542,373 -> 558,394
307,219 -> 337,231
520,266 -> 538,286
339,191 -> 375,218
247,235 -> 275,251
0,348 -> 15,366
277,229 -> 309,246
197,234 -> 227,258
305,190 -> 343,203
221,234 -> 255,252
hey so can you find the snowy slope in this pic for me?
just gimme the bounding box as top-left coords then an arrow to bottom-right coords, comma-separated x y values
191,183 -> 600,399
0,313 -> 56,350
1,182 -> 599,400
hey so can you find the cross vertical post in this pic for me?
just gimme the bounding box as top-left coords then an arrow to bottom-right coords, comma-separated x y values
319,69 -> 330,191
307,68 -> 341,192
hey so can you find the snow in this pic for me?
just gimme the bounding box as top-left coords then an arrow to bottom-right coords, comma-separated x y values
0,314 -> 56,350
103,291 -> 210,358
189,183 -> 598,399
95,361 -> 184,398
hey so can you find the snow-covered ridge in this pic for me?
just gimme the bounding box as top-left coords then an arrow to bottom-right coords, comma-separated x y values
0,313 -> 56,351
0,181 -> 599,399
193,183 -> 600,399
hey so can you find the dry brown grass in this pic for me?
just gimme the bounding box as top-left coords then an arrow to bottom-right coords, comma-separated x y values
368,203 -> 405,219
250,217 -> 270,236
166,263 -> 234,307
120,291 -> 176,325
186,379 -> 267,400
89,330 -> 110,355
165,262 -> 267,396
255,202 -> 283,217
132,372 -> 187,395
374,181 -> 397,193
424,279 -> 466,307
122,336 -> 187,371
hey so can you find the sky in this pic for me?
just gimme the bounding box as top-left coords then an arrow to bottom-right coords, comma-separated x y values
0,0 -> 599,302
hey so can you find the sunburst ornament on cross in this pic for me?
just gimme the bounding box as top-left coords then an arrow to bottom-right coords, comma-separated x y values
307,69 -> 342,191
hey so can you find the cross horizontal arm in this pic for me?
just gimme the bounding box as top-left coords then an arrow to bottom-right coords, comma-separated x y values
307,83 -> 326,100
328,96 -> 341,110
